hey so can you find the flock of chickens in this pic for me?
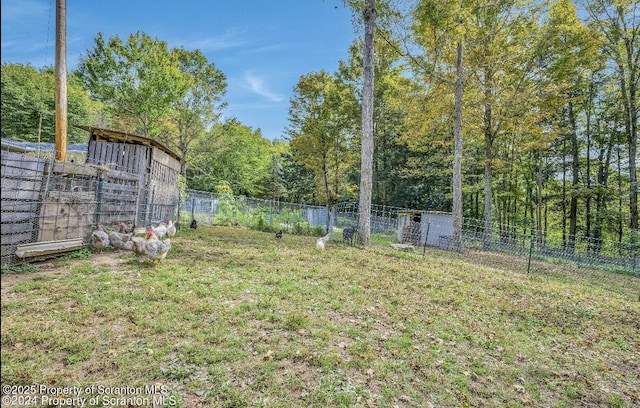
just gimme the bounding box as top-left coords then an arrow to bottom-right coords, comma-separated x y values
89,220 -> 175,266
90,220 -> 353,263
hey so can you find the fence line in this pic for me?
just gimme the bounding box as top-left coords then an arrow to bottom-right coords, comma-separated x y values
179,193 -> 638,277
2,154 -> 637,279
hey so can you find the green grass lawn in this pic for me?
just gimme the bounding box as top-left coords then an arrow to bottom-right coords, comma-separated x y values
2,226 -> 639,407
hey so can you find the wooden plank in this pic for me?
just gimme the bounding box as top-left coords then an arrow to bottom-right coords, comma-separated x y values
152,147 -> 181,172
1,164 -> 45,178
104,169 -> 140,181
118,144 -> 127,170
94,141 -> 106,165
101,185 -> 140,195
1,151 -> 47,170
86,139 -> 97,164
15,238 -> 86,258
52,161 -> 98,177
1,184 -> 42,197
0,189 -> 42,201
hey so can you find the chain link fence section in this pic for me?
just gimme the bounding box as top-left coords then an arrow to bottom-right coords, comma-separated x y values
178,190 -> 329,235
177,192 -> 638,278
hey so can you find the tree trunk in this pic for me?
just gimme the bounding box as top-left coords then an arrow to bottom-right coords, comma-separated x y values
536,153 -> 543,243
483,90 -> 493,246
358,0 -> 376,247
621,33 -> 639,235
562,137 -> 567,248
585,85 -> 592,253
452,39 -> 464,252
594,141 -> 612,255
568,102 -> 579,252
323,161 -> 331,233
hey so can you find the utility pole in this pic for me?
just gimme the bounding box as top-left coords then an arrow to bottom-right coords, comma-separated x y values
55,0 -> 67,161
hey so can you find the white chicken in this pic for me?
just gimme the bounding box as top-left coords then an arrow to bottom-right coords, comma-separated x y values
151,222 -> 168,239
89,222 -> 110,252
166,219 -> 176,237
143,228 -> 171,266
316,232 -> 331,250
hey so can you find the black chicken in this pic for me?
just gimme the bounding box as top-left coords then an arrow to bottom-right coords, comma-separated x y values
190,219 -> 198,229
275,230 -> 283,239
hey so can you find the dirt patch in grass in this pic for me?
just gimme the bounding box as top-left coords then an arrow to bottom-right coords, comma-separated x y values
1,253 -> 128,301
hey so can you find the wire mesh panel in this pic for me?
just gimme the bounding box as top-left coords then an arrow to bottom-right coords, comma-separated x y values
1,150 -> 180,267
180,191 -> 329,234
1,151 -> 47,266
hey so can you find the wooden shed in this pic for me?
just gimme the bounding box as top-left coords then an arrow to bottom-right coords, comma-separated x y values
78,126 -> 182,228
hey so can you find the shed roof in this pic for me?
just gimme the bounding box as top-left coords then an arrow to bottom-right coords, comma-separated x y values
75,125 -> 181,162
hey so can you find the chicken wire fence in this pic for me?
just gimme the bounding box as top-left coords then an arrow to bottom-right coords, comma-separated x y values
1,150 -> 177,267
178,192 -> 404,237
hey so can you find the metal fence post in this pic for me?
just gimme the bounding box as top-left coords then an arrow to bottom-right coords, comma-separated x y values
177,189 -> 181,231
95,170 -> 104,223
422,222 -> 431,259
527,234 -> 534,274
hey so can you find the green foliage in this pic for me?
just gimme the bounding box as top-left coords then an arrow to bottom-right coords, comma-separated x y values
3,262 -> 38,274
77,31 -> 188,138
60,248 -> 93,260
2,226 -> 638,407
254,214 -> 271,232
188,119 -> 272,197
287,70 -> 358,207
1,63 -> 100,143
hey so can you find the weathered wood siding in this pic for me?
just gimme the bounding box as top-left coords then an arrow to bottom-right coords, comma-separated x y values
146,146 -> 181,224
86,139 -> 149,175
86,135 -> 180,227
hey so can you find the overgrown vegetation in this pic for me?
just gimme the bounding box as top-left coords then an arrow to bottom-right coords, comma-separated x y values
2,226 -> 638,407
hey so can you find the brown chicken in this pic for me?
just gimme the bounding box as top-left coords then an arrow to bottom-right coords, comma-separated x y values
118,221 -> 135,234
124,236 -> 147,255
98,222 -> 133,250
89,222 -> 110,252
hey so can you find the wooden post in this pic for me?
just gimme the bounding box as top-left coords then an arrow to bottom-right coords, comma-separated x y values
55,0 -> 68,162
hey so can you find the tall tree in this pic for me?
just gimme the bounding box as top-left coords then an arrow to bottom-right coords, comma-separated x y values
77,31 -> 188,138
585,0 -> 639,237
287,71 -> 357,228
539,0 -> 604,250
166,48 -> 227,177
358,0 -> 377,246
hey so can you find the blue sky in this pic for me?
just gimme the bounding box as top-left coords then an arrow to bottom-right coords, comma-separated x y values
1,0 -> 356,141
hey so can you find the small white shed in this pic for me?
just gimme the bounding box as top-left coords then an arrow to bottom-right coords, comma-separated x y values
397,211 -> 454,248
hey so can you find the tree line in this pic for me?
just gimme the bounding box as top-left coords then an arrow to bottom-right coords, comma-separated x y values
1,0 -> 637,253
